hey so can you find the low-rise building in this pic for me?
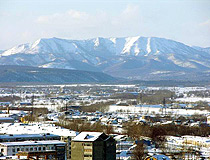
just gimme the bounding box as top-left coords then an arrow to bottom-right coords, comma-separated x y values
0,122 -> 77,159
0,133 -> 60,142
0,140 -> 66,160
0,117 -> 14,123
145,154 -> 170,160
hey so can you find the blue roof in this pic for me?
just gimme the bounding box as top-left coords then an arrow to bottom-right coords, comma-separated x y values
153,154 -> 170,160
136,104 -> 162,108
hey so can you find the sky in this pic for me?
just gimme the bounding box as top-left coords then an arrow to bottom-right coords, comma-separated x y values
0,0 -> 210,50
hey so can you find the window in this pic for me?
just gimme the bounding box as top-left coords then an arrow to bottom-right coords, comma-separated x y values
84,149 -> 92,152
30,147 -> 33,151
17,148 -> 20,152
21,148 -> 24,151
12,148 -> 15,152
26,148 -> 29,151
83,143 -> 92,146
43,147 -> 46,150
1,148 -> 4,152
84,155 -> 92,157
38,147 -> 42,151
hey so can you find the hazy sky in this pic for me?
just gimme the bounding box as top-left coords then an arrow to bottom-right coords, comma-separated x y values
0,0 -> 210,49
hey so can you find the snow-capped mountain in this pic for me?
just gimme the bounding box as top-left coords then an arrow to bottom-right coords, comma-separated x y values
1,36 -> 210,80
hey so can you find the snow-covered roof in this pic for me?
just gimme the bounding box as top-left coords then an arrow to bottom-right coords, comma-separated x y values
0,117 -> 14,120
0,122 -> 77,137
0,140 -> 65,147
114,135 -> 127,141
73,132 -> 103,142
0,133 -> 59,140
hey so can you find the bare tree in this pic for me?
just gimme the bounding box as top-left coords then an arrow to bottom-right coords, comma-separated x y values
133,142 -> 147,160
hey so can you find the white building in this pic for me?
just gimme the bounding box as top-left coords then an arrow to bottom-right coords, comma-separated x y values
0,122 -> 77,159
0,140 -> 66,156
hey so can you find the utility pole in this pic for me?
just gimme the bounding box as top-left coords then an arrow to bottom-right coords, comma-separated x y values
162,97 -> 166,116
30,93 -> 34,121
139,93 -> 143,114
66,99 -> 68,111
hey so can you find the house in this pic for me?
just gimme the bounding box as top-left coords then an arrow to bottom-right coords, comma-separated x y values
145,154 -> 170,160
207,115 -> 210,125
71,132 -> 116,160
0,117 -> 14,123
0,102 -> 11,107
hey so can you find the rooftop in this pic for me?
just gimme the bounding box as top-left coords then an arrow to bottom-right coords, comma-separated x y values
73,132 -> 104,142
0,123 -> 77,137
0,140 -> 65,146
0,133 -> 60,139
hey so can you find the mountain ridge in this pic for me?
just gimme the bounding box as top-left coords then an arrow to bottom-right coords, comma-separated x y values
1,36 -> 210,81
0,65 -> 116,83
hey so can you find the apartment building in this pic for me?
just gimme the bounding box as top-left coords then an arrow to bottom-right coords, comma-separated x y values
71,132 -> 116,160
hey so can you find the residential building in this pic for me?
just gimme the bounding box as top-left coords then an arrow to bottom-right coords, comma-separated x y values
71,132 -> 116,160
145,155 -> 170,160
0,117 -> 14,123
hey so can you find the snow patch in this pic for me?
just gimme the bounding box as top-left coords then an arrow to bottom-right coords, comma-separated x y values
145,37 -> 151,56
122,36 -> 140,55
150,71 -> 172,75
168,54 -> 197,68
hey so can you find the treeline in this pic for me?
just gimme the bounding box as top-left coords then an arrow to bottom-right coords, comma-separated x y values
123,122 -> 210,140
125,122 -> 210,159
0,96 -> 21,102
109,93 -> 138,99
80,101 -> 115,112
24,107 -> 49,122
138,90 -> 176,104
55,119 -> 114,134
187,90 -> 210,98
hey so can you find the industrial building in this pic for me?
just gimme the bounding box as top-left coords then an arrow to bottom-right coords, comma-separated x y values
0,140 -> 66,160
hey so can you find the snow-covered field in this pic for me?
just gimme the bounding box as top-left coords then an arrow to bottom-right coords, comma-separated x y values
108,105 -> 209,116
175,97 -> 210,102
18,104 -> 63,112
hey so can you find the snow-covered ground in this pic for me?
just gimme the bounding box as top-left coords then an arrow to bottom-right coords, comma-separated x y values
175,97 -> 210,102
108,105 -> 210,116
0,93 -> 45,98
